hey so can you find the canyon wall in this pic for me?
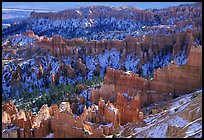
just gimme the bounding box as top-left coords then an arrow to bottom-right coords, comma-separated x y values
91,66 -> 173,107
91,45 -> 202,124
154,45 -> 202,94
37,29 -> 196,60
5,27 -> 201,88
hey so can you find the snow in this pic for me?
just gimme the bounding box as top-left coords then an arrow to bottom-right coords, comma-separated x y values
144,113 -> 162,124
184,121 -> 202,138
45,133 -> 54,138
59,76 -> 66,85
107,105 -> 118,113
174,50 -> 187,66
127,90 -> 202,138
144,123 -> 168,138
29,87 -> 33,93
85,55 -> 96,79
194,132 -> 202,138
104,122 -> 114,128
98,48 -> 120,76
9,36 -> 36,47
169,116 -> 188,127
123,93 -> 129,97
4,5 -> 200,41
124,53 -> 140,73
2,40 -> 9,46
122,93 -> 132,101
186,122 -> 202,133
142,62 -> 152,77
124,71 -> 132,75
76,10 -> 82,16
79,90 -> 90,100
183,24 -> 193,32
169,93 -> 192,114
2,85 -> 11,93
49,59 -> 60,75
89,19 -> 93,24
77,104 -> 85,115
131,119 -> 168,138
89,9 -> 92,14
62,56 -> 71,64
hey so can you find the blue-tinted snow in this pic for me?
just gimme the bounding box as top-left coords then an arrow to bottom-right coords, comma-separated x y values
98,48 -> 120,77
124,53 -> 140,73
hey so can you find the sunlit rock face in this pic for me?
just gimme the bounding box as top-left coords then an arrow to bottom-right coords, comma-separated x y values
91,44 -> 202,124
2,101 -> 18,117
2,100 -> 122,138
154,46 -> 202,94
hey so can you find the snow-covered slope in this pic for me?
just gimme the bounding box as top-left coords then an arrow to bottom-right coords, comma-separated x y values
2,3 -> 201,40
119,90 -> 202,138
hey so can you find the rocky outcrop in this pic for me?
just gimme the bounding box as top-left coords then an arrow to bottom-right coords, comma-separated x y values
3,26 -> 196,91
34,27 -> 200,62
2,100 -> 122,138
91,44 -> 202,124
51,35 -> 67,58
36,64 -> 44,79
2,111 -> 11,123
58,63 -> 76,79
154,45 -> 202,94
91,65 -> 174,108
22,30 -> 35,37
116,92 -> 141,125
97,98 -> 121,127
76,84 -> 87,94
2,101 -> 18,117
76,58 -> 87,76
10,65 -> 22,87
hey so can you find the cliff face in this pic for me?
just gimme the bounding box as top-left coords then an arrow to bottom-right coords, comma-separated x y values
91,66 -> 172,107
154,45 -> 202,94
35,27 -> 199,77
36,28 -> 197,59
91,45 -> 202,124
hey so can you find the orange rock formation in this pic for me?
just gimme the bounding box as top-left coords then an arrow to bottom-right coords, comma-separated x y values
2,99 -> 121,138
91,45 -> 202,124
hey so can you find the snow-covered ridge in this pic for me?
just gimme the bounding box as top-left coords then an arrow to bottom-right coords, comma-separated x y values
119,90 -> 202,138
2,38 -> 189,99
2,2 -> 201,40
3,35 -> 37,47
